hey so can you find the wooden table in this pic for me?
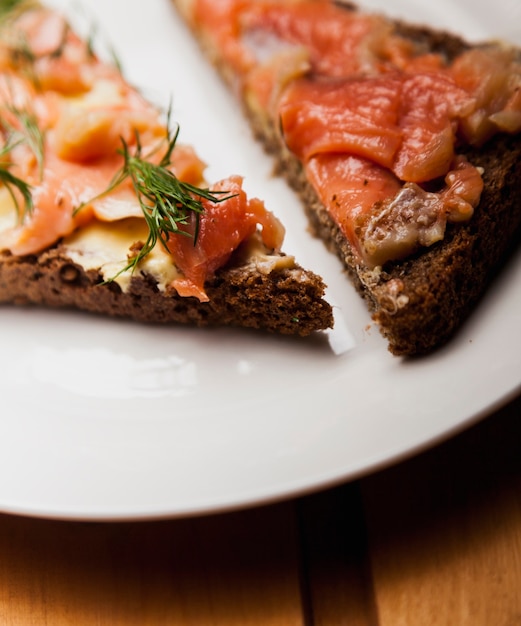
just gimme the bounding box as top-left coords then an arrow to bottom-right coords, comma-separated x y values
0,391 -> 520,625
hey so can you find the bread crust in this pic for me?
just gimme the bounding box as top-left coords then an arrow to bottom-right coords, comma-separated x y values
0,246 -> 333,336
174,0 -> 521,355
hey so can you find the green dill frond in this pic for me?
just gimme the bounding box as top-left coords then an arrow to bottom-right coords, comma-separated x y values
0,0 -> 32,22
1,24 -> 38,86
0,0 -> 21,20
48,20 -> 69,60
0,4 -> 69,88
0,143 -> 33,221
76,121 -> 236,282
78,13 -> 123,73
5,104 -> 45,179
111,127 -> 235,279
106,41 -> 123,75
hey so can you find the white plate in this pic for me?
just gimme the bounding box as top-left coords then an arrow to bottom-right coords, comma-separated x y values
1,0 -> 520,521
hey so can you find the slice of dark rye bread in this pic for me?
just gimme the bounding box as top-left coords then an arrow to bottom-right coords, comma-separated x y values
172,0 -> 521,356
0,3 -> 333,338
0,245 -> 333,336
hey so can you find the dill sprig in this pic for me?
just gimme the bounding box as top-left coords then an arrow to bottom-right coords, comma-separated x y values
85,21 -> 123,74
76,121 -> 236,280
0,142 -> 33,220
5,103 -> 45,179
1,6 -> 69,89
0,102 -> 45,222
0,0 -> 34,22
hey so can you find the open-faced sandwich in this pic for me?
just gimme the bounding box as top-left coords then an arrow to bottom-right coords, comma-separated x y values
172,0 -> 521,355
0,0 -> 334,337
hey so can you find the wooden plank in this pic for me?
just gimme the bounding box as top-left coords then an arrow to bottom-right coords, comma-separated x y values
0,501 -> 305,625
361,393 -> 521,625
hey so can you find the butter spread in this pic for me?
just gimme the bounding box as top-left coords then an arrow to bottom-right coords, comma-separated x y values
0,187 -> 292,294
61,218 -> 180,292
237,232 -> 296,274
